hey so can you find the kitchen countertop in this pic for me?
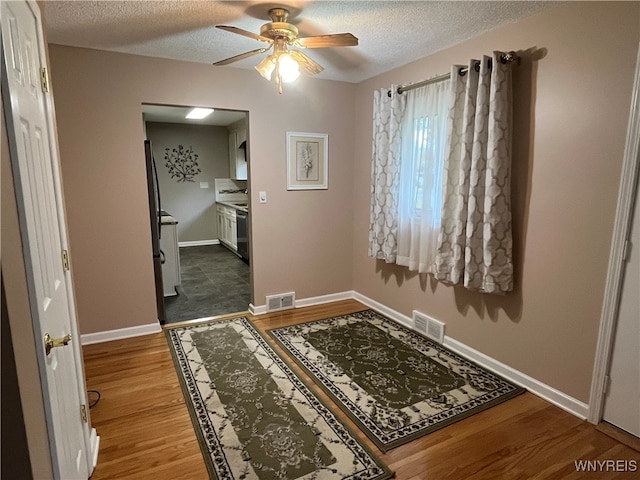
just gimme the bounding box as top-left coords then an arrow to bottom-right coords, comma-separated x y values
161,214 -> 178,225
217,201 -> 249,213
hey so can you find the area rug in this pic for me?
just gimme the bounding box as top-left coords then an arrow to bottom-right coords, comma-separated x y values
165,316 -> 393,480
268,309 -> 525,452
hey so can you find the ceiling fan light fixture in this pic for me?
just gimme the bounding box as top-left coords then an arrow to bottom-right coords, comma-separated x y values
277,53 -> 300,83
255,55 -> 276,80
215,7 -> 359,93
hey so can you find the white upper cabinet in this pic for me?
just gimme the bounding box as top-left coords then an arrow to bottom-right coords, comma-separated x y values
228,123 -> 247,180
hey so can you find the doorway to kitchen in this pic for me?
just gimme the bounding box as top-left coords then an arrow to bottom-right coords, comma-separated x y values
141,104 -> 251,325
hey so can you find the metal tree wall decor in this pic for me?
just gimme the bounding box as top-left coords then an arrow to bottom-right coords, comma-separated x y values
164,145 -> 202,182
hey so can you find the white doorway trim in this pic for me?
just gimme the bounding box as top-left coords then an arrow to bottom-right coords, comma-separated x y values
588,43 -> 640,424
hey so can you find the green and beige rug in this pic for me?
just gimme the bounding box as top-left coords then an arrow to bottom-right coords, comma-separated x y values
268,309 -> 525,452
165,316 -> 393,480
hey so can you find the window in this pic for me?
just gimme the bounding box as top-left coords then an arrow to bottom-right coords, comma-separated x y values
395,80 -> 449,273
409,115 -> 445,218
371,56 -> 514,291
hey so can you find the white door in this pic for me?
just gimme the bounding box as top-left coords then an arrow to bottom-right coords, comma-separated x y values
603,175 -> 640,438
2,1 -> 94,477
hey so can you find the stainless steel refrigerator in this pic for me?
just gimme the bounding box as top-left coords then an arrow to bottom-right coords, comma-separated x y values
144,140 -> 165,323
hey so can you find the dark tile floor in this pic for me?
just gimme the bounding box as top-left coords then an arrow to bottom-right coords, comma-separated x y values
163,245 -> 250,325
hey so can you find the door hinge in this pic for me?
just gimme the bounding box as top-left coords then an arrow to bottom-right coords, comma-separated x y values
80,404 -> 88,423
603,374 -> 611,395
40,67 -> 49,93
62,249 -> 70,272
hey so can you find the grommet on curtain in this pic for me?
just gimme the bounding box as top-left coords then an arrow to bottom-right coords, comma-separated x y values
387,87 -> 404,97
458,60 -> 483,77
390,51 -> 520,91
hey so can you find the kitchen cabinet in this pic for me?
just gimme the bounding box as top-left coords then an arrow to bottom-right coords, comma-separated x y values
228,127 -> 247,181
217,204 -> 237,251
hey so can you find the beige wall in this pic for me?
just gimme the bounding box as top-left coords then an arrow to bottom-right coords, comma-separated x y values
352,1 -> 639,403
47,2 -> 638,403
48,45 -> 357,334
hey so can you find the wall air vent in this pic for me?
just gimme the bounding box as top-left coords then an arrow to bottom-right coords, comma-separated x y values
413,311 -> 428,334
412,310 -> 445,344
266,292 -> 296,312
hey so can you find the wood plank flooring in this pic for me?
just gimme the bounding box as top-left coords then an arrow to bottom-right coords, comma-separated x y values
83,300 -> 640,479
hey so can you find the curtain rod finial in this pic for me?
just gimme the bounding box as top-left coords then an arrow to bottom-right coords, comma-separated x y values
502,51 -> 520,65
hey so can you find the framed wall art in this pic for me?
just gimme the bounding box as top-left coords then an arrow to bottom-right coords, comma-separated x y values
286,132 -> 328,190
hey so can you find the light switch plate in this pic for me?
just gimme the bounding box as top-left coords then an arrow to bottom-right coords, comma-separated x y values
199,182 -> 209,189
259,191 -> 267,203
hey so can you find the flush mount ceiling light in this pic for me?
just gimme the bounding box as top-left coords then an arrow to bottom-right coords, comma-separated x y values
213,8 -> 358,94
185,107 -> 215,119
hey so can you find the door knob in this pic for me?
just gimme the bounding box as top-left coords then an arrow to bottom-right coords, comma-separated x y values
44,333 -> 72,356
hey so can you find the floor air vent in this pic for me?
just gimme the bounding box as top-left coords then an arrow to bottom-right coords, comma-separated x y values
412,310 -> 445,344
266,292 -> 295,312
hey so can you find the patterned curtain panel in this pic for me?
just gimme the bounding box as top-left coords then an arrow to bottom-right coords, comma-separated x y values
434,52 -> 514,294
368,86 -> 406,263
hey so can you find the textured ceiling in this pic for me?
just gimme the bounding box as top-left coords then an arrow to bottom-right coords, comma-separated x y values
43,1 -> 554,83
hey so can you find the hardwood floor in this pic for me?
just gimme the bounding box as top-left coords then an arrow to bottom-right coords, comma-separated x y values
83,300 -> 640,479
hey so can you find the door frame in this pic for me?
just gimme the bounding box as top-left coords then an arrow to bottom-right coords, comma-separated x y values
588,42 -> 640,424
1,0 -> 99,475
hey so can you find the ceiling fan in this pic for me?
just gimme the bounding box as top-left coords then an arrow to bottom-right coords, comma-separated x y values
213,7 -> 359,93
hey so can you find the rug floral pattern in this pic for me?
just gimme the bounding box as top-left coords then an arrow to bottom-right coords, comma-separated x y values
269,310 -> 524,451
166,317 -> 393,480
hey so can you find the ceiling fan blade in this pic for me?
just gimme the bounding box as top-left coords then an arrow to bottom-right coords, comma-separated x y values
289,50 -> 324,76
216,25 -> 272,43
213,47 -> 270,66
295,33 -> 358,49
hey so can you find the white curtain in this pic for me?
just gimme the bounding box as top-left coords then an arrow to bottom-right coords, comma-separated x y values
396,79 -> 450,273
434,52 -> 514,293
368,86 -> 406,263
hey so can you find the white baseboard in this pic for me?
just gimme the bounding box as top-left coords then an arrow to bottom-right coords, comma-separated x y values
89,428 -> 100,475
80,322 -> 162,345
351,291 -> 589,420
251,291 -> 354,316
295,291 -> 354,308
442,336 -> 589,419
249,303 -> 264,316
179,239 -> 219,247
351,291 -> 414,328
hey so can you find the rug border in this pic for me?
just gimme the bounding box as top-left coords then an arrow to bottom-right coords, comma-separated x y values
164,321 -> 221,480
266,309 -> 525,452
164,315 -> 394,480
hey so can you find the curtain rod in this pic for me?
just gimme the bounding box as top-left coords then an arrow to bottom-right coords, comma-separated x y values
389,51 -> 520,97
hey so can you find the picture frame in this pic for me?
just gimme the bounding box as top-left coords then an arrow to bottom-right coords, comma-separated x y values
286,132 -> 328,190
